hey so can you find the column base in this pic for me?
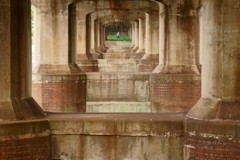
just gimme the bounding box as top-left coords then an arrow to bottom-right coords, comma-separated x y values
131,46 -> 139,53
37,64 -> 82,74
136,49 -> 145,54
153,65 -> 201,74
141,54 -> 159,60
77,54 -> 91,61
0,97 -> 45,120
187,98 -> 240,120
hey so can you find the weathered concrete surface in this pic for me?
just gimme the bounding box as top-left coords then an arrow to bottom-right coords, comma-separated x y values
46,113 -> 185,160
77,59 -> 158,72
187,0 -> 240,120
87,73 -> 149,102
87,101 -> 151,113
154,0 -> 201,74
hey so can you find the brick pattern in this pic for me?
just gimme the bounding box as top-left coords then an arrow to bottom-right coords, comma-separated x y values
185,136 -> 240,160
0,136 -> 50,160
150,81 -> 201,112
32,81 -> 86,112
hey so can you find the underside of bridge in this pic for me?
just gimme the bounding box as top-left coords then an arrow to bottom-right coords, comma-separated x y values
0,0 -> 240,159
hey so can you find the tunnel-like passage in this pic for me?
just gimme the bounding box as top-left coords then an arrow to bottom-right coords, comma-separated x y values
1,0 -> 240,160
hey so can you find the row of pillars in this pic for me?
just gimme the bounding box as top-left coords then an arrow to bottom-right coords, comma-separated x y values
0,0 -> 239,120
32,0 -> 201,74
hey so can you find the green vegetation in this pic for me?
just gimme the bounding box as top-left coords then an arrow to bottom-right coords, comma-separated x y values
31,5 -> 34,40
107,35 -> 131,41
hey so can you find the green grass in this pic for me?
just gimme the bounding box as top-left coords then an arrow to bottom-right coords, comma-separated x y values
107,35 -> 132,41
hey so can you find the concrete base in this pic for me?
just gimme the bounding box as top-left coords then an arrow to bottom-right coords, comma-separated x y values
141,54 -> 159,60
47,113 -> 185,160
0,98 -> 45,120
86,101 -> 151,113
187,98 -> 240,120
153,65 -> 200,74
132,46 -> 139,53
77,59 -> 158,72
37,64 -> 82,74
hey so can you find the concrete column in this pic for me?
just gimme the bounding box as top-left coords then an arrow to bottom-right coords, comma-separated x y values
33,0 -> 80,73
76,4 -> 89,60
90,18 -> 95,53
159,4 -> 166,66
142,14 -> 151,57
132,22 -> 139,52
155,0 -> 200,74
131,25 -> 135,48
94,19 -> 102,53
86,14 -> 92,58
187,0 -> 240,120
99,23 -> 106,52
128,27 -> 132,40
101,25 -> 107,50
0,0 -> 45,120
150,15 -> 159,56
136,18 -> 145,53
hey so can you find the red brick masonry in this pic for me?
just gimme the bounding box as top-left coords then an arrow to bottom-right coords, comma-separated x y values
150,81 -> 201,112
32,75 -> 86,112
185,136 -> 240,160
0,136 -> 50,160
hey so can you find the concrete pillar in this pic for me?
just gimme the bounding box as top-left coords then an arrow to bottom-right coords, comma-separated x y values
136,18 -> 145,53
32,0 -> 80,73
158,4 -> 166,67
0,0 -> 45,120
142,13 -> 159,59
90,18 -> 95,53
99,23 -> 106,52
131,24 -> 135,48
128,27 -> 132,41
187,0 -> 240,120
76,5 -> 86,59
142,14 -> 151,57
68,3 -> 77,65
154,1 -> 200,74
94,19 -> 103,53
132,22 -> 139,52
101,25 -> 107,50
150,15 -> 160,56
86,14 -> 92,58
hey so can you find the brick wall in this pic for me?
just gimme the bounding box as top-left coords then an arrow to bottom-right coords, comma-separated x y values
0,121 -> 51,160
32,75 -> 86,112
185,136 -> 240,160
0,136 -> 50,160
150,74 -> 201,112
184,120 -> 240,160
